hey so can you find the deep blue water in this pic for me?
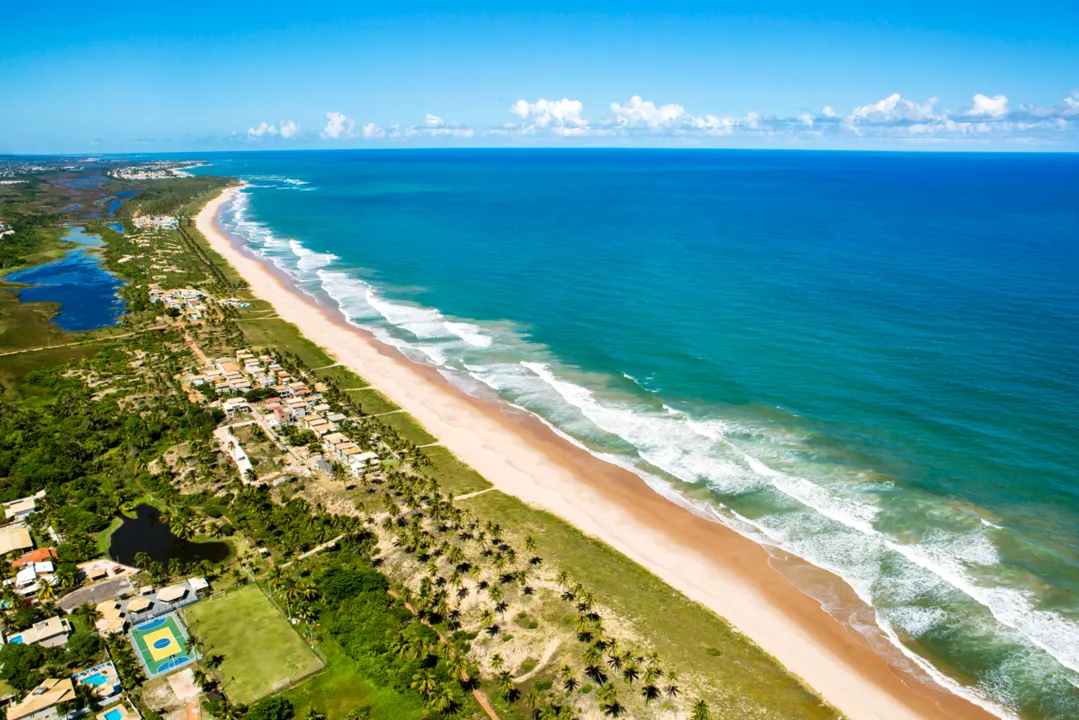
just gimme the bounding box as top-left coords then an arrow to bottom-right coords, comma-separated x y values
195,150 -> 1079,718
6,226 -> 124,331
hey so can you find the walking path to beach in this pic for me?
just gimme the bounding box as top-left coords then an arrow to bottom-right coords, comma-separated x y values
197,187 -> 993,720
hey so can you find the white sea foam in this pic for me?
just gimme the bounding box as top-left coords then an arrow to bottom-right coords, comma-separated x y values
218,187 -> 1079,714
445,321 -> 493,348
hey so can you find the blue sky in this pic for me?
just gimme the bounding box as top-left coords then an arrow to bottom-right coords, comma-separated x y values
3,1 -> 1078,153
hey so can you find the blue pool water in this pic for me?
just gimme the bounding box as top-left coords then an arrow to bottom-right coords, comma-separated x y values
5,226 -> 124,331
193,150 -> 1079,718
104,708 -> 123,720
80,672 -> 108,686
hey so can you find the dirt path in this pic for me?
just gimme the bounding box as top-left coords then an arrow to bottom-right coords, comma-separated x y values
388,589 -> 502,720
513,638 -> 561,683
0,325 -> 164,357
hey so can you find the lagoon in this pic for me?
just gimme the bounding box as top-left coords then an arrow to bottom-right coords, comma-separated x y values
108,504 -> 228,566
5,226 -> 124,331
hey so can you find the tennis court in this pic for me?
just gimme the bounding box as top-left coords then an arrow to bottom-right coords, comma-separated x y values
130,613 -> 197,678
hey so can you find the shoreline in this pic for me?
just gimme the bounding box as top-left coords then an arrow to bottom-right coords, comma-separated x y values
197,187 -> 997,720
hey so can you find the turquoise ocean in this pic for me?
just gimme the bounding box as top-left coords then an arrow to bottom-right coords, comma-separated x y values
193,150 -> 1078,718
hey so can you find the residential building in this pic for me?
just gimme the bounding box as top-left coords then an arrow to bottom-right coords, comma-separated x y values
7,679 -> 76,720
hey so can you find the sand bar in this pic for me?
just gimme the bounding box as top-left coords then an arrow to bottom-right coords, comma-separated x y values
198,187 -> 997,720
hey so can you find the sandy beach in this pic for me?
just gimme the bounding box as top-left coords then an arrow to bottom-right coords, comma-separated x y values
197,187 -> 997,720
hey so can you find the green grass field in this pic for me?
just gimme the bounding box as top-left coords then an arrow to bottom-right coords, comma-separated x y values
236,317 -> 334,369
283,634 -> 424,720
345,387 -> 400,415
313,364 -> 369,389
184,585 -> 323,705
422,446 -> 492,496
376,411 -> 437,446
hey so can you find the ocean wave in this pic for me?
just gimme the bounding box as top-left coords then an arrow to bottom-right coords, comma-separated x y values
218,187 -> 1079,716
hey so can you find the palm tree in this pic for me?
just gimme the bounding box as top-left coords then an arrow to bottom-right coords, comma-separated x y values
496,672 -> 519,703
489,653 -> 504,672
306,710 -> 327,720
691,699 -> 711,720
664,669 -> 681,698
410,670 -> 438,697
560,665 -> 579,693
78,601 -> 103,627
36,577 -> 57,602
598,685 -> 625,718
427,684 -> 458,714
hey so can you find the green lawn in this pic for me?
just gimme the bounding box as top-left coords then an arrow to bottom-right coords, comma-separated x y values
422,446 -> 492,496
345,388 -> 400,415
283,634 -> 424,720
236,317 -> 334,368
184,585 -> 323,705
376,411 -> 437,446
313,365 -> 369,389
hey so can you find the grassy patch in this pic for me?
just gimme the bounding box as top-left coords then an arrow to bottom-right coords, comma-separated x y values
236,317 -> 334,368
376,411 -> 437,446
461,490 -> 834,719
424,446 -> 492,496
95,516 -> 124,556
0,288 -> 71,350
0,343 -> 113,401
283,634 -> 424,720
184,584 -> 322,705
313,365 -> 369,389
345,388 -> 400,415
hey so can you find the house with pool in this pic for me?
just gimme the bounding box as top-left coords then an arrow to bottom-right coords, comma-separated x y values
5,616 -> 71,648
72,662 -> 122,705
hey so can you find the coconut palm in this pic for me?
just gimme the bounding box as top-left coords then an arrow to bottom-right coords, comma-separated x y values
489,653 -> 504,672
410,670 -> 438,697
664,669 -> 681,698
691,699 -> 711,720
36,577 -> 57,602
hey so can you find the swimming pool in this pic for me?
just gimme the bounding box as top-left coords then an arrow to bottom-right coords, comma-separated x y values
80,672 -> 109,686
104,708 -> 123,720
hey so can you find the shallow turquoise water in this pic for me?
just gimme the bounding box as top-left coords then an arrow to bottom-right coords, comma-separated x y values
196,150 -> 1078,718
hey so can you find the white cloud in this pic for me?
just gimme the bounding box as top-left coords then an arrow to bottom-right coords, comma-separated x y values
848,94 -> 941,125
248,121 -> 279,138
610,96 -> 690,129
361,122 -> 385,139
967,94 -> 1010,117
321,111 -> 356,140
509,98 -> 589,134
279,120 -> 301,138
357,114 -> 473,140
247,120 -> 301,139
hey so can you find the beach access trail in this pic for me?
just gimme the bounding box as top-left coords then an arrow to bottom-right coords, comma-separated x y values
197,187 -> 995,720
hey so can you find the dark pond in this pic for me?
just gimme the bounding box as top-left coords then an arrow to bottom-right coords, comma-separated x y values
6,226 -> 125,331
108,504 -> 229,566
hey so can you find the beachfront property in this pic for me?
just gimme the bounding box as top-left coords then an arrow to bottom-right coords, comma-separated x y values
5,616 -> 72,648
148,285 -> 208,321
6,679 -> 76,720
132,215 -> 178,231
107,161 -> 203,181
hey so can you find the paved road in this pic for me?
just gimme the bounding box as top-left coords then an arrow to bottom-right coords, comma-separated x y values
58,576 -> 133,613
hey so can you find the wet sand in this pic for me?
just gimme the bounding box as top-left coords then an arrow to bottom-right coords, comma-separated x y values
198,187 -> 998,720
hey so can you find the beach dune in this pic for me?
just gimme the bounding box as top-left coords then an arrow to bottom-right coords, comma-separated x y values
197,187 -> 996,720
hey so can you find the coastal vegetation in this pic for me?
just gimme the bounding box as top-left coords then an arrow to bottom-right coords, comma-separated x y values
0,164 -> 840,720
